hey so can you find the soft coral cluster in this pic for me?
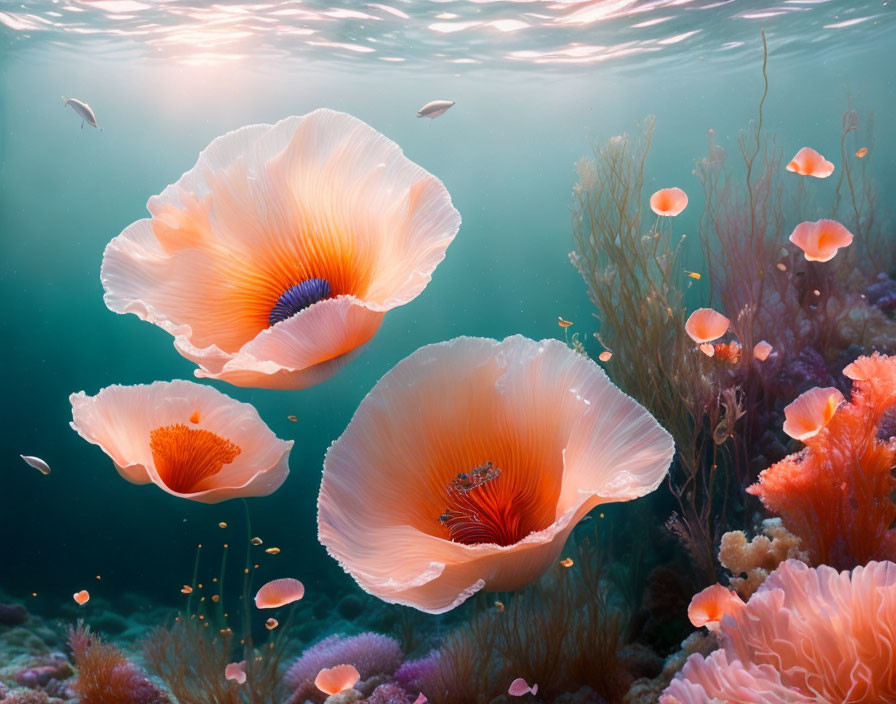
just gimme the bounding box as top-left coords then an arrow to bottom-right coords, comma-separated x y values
748,352 -> 896,569
661,560 -> 896,704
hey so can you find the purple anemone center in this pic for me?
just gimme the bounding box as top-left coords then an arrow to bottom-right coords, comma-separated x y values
269,278 -> 332,326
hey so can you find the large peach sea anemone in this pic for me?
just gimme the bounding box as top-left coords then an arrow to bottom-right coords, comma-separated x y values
661,560 -> 896,704
70,380 -> 292,503
102,109 -> 461,390
317,335 -> 674,613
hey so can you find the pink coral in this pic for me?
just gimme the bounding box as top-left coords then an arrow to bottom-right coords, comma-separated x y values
748,353 -> 896,569
662,560 -> 896,704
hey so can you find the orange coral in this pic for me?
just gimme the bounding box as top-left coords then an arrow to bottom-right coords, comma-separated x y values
748,353 -> 896,569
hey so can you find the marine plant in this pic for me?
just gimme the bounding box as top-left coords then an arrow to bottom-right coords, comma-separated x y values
318,335 -> 674,612
661,560 -> 896,703
100,108 -> 461,389
748,353 -> 896,569
419,536 -> 629,704
69,380 -> 293,502
569,116 -> 738,583
69,624 -> 170,704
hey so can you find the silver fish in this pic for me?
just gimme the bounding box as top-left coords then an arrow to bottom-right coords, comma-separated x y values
417,100 -> 455,119
20,454 -> 51,475
62,96 -> 99,129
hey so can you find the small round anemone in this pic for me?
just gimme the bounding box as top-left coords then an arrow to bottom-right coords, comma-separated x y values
318,335 -> 674,613
70,380 -> 292,503
662,560 -> 896,704
102,109 -> 461,390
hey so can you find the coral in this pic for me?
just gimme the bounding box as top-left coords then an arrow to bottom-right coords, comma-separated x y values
661,560 -> 896,703
622,632 -> 715,704
69,624 -> 169,704
394,653 -> 440,694
419,540 -> 629,704
0,605 -> 28,628
13,658 -> 73,688
718,519 -> 807,598
366,683 -> 413,704
0,692 -> 51,704
748,353 -> 896,569
283,633 -> 403,704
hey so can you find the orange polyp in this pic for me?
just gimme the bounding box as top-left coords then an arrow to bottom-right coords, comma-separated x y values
438,462 -> 549,547
149,424 -> 241,494
189,409 -> 201,424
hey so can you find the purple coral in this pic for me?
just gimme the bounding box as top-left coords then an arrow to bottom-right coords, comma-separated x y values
367,683 -> 414,704
283,633 -> 403,704
394,652 -> 440,694
866,273 -> 896,313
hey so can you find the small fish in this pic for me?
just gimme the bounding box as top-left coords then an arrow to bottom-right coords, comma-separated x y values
685,271 -> 701,280
287,415 -> 298,422
62,96 -> 99,129
560,557 -> 574,568
20,455 -> 51,475
508,678 -> 538,697
73,590 -> 90,606
856,147 -> 868,158
557,317 -> 573,328
417,100 -> 455,119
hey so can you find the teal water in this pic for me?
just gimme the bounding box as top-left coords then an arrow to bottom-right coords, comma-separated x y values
1,0 -> 895,690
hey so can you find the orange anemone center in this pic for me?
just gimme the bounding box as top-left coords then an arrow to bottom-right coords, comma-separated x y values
149,424 -> 241,494
437,462 -> 549,547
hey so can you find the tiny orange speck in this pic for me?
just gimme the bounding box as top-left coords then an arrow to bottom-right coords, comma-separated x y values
776,262 -> 787,272
181,585 -> 193,594
189,410 -> 200,424
494,600 -> 505,612
211,594 -> 220,602
218,522 -> 227,528
599,351 -> 612,362
856,147 -> 868,158
251,537 -> 263,546
685,271 -> 701,280
265,618 -> 279,630
558,317 -> 573,328
73,590 -> 90,606
287,415 -> 298,422
560,557 -> 574,568
265,547 -> 280,554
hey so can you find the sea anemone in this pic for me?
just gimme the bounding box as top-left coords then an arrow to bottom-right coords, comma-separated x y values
788,218 -> 854,262
70,380 -> 292,503
785,146 -> 835,178
661,560 -> 896,704
101,109 -> 460,389
318,335 -> 674,613
649,187 -> 688,216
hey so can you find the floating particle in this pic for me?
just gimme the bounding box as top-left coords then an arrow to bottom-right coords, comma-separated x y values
96,575 -> 101,580
73,590 -> 90,606
598,351 -> 612,362
20,455 -> 51,475
685,271 -> 701,280
218,522 -> 227,528
211,594 -> 220,602
255,578 -> 305,608
557,317 -> 573,328
494,600 -> 505,612
560,557 -> 574,568
32,593 -> 37,597
220,628 -> 233,635
265,618 -> 279,630
776,262 -> 787,272
265,547 -> 280,554
181,585 -> 193,594
753,341 -> 773,361
699,343 -> 715,357
189,410 -> 200,424
599,513 -> 605,518
287,415 -> 298,423
416,100 -> 454,119
251,537 -> 263,546
856,147 -> 868,158
813,289 -> 821,296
